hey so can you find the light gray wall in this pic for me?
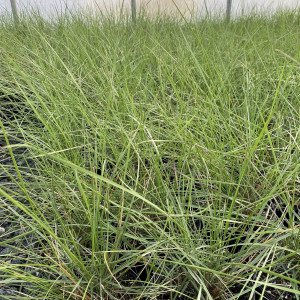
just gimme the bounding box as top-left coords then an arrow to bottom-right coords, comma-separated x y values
0,0 -> 87,15
0,0 -> 299,18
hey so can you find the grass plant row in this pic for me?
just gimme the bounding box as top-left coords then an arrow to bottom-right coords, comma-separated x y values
0,8 -> 299,300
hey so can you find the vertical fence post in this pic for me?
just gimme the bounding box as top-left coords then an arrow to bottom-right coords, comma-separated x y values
226,0 -> 232,21
131,0 -> 136,22
10,0 -> 20,25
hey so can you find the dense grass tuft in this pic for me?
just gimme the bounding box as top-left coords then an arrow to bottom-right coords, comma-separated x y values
0,9 -> 299,300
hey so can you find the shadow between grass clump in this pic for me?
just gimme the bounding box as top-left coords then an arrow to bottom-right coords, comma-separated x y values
0,90 -> 30,125
0,90 -> 47,298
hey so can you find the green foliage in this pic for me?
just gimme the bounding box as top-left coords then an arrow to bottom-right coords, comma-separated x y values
0,9 -> 299,299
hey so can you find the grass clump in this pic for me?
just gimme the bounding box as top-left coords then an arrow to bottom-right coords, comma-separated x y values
0,9 -> 299,300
